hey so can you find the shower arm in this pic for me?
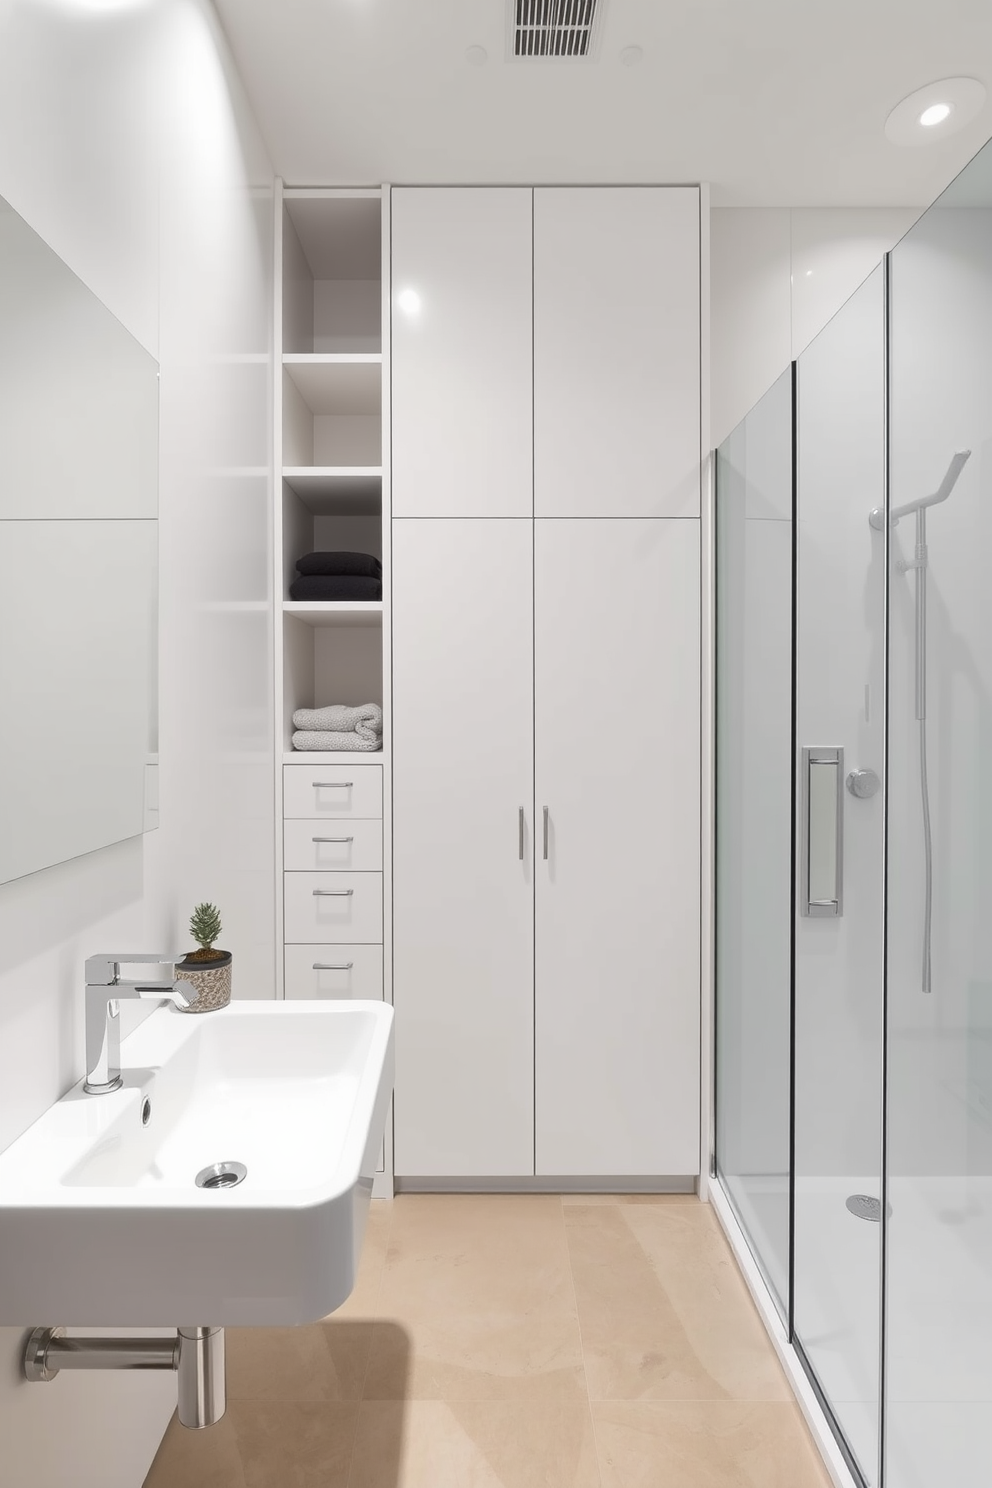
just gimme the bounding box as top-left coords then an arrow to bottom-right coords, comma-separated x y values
869,449 -> 971,530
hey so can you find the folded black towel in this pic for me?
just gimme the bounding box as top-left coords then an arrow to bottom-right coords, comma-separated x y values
289,574 -> 382,602
295,551 -> 382,579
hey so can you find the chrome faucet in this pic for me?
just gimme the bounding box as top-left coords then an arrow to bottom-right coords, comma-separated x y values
84,955 -> 197,1094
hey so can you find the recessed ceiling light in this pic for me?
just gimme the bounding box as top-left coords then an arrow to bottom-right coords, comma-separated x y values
465,45 -> 488,67
885,77 -> 986,146
619,45 -> 644,67
397,289 -> 422,316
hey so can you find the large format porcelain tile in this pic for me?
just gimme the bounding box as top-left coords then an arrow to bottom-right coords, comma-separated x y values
565,1203 -> 789,1401
143,1412 -> 247,1488
226,1319 -> 375,1402
591,1401 -> 832,1488
227,1400 -> 358,1488
365,1195 -> 586,1401
349,1400 -> 602,1488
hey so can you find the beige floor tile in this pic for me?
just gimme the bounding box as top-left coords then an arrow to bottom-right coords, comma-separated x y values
566,1203 -> 790,1401
228,1400 -> 358,1488
143,1411 -> 247,1488
591,1401 -> 833,1488
561,1193 -> 698,1207
335,1198 -> 394,1319
226,1318 -> 375,1402
366,1194 -> 586,1401
349,1400 -> 602,1488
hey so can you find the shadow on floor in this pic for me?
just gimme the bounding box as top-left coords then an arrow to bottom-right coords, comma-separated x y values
143,1319 -> 410,1487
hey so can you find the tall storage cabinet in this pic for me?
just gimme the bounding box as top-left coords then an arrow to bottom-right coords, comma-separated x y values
390,186 -> 701,1183
533,519 -> 700,1176
391,520 -> 534,1176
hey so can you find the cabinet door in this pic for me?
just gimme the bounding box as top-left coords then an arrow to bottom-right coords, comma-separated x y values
534,187 -> 700,518
392,520 -> 534,1175
391,188 -> 533,517
534,519 -> 700,1176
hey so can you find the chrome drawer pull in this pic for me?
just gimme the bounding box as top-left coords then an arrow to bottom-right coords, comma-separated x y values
312,889 -> 354,897
312,962 -> 354,971
313,780 -> 353,788
311,836 -> 354,843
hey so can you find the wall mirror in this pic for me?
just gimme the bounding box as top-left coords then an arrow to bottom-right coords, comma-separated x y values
0,193 -> 159,885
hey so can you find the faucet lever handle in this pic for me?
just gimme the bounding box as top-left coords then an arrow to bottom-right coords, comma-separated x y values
85,954 -> 185,986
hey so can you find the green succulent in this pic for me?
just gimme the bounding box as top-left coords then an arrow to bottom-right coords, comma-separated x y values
189,902 -> 222,951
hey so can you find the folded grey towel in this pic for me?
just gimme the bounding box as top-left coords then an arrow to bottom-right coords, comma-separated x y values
292,703 -> 383,743
292,730 -> 382,752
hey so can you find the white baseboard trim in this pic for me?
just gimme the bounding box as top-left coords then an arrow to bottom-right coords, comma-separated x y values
709,1179 -> 860,1488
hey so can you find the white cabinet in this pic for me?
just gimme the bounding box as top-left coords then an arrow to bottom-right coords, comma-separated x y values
534,519 -> 701,1175
283,763 -> 382,819
284,870 -> 383,944
533,187 -> 700,518
392,519 -> 535,1176
284,944 -> 384,1000
391,188 -> 533,518
388,184 -> 701,1183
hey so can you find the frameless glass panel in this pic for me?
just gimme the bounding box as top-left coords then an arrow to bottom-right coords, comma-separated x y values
885,135 -> 992,1488
715,367 -> 793,1318
794,265 -> 886,1485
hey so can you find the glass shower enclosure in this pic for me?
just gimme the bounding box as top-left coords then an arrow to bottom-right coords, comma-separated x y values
714,135 -> 992,1488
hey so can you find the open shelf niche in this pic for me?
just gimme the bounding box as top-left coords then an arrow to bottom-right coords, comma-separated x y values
279,189 -> 386,763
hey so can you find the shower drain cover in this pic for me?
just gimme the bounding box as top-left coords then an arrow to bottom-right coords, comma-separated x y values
846,1194 -> 882,1222
195,1161 -> 247,1190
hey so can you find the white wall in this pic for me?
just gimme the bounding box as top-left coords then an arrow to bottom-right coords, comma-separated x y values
0,4 -> 274,1485
710,207 -> 920,447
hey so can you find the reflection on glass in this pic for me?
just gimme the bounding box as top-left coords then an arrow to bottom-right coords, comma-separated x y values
715,366 -> 793,1318
885,134 -> 992,1488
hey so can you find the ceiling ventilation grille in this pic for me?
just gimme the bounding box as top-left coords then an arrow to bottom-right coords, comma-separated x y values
510,0 -> 602,60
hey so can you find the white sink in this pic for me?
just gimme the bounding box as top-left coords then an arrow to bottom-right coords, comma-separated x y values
0,1000 -> 393,1327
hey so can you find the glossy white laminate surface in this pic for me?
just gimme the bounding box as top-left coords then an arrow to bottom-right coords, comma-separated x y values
284,870 -> 383,944
392,519 -> 535,1175
391,188 -> 533,517
534,519 -> 701,1176
0,1001 -> 393,1326
283,816 -> 383,872
534,187 -> 701,518
284,943 -> 383,1000
283,762 -> 382,818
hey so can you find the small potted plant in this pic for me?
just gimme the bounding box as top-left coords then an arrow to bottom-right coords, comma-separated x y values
178,903 -> 232,1012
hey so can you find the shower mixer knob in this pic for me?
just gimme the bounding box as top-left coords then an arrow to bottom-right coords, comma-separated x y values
846,768 -> 881,799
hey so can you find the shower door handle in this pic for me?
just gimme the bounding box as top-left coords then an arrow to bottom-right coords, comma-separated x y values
801,747 -> 844,918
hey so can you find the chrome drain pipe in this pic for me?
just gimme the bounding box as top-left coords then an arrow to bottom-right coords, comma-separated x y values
23,1324 -> 226,1428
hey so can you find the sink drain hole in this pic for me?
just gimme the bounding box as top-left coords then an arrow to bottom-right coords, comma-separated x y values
196,1162 -> 247,1190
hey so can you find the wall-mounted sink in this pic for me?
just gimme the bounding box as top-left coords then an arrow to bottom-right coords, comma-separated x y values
0,1001 -> 393,1327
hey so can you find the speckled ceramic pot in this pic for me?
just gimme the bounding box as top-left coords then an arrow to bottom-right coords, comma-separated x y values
178,951 -> 232,1012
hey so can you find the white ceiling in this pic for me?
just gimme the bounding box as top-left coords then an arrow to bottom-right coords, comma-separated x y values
214,0 -> 992,206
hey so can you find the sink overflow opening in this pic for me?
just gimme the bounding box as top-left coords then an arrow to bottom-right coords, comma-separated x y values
195,1162 -> 247,1191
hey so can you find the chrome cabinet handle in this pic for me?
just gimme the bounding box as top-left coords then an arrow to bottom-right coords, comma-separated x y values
312,962 -> 354,971
312,781 -> 353,788
519,807 -> 525,861
311,836 -> 354,843
312,889 -> 354,897
543,806 -> 549,861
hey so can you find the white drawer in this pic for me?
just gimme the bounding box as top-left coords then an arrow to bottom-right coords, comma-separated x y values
284,871 -> 383,944
284,818 -> 382,872
284,764 -> 382,820
284,944 -> 384,1000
